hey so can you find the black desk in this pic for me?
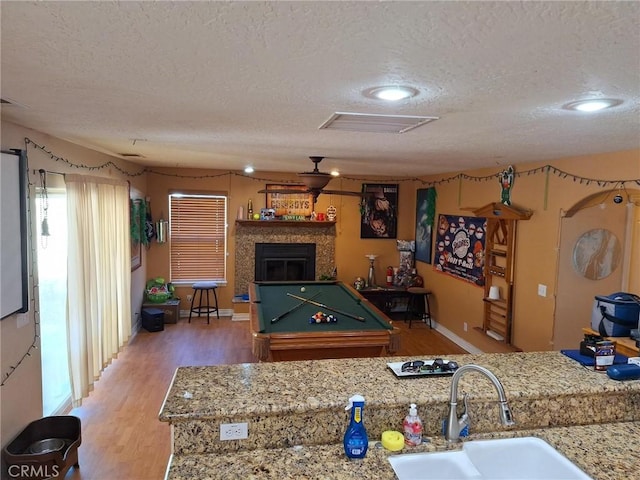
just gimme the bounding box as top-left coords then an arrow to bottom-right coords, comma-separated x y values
359,287 -> 411,316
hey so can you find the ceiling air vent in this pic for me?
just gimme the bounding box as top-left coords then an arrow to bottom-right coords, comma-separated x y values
319,112 -> 439,134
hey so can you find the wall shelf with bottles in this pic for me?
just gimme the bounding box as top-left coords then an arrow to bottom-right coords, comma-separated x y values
235,220 -> 336,228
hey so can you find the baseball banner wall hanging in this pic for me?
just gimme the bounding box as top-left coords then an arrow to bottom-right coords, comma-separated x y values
434,214 -> 486,286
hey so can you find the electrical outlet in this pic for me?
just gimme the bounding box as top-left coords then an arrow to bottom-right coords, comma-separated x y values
186,294 -> 192,303
463,322 -> 468,332
538,284 -> 547,297
220,422 -> 248,440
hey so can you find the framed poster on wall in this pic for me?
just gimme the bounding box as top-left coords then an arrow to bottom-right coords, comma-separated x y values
360,184 -> 398,238
265,184 -> 314,217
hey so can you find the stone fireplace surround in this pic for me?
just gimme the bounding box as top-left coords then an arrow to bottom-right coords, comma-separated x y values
234,221 -> 336,295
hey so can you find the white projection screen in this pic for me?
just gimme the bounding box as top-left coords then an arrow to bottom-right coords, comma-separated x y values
1,150 -> 29,319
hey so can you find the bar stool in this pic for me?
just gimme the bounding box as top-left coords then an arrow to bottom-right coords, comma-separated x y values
188,281 -> 219,324
406,287 -> 433,329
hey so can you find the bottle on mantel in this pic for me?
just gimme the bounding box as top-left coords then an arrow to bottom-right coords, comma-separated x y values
247,199 -> 253,218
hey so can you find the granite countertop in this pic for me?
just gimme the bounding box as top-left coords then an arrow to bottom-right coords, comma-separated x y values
160,351 -> 640,478
160,351 -> 639,422
167,421 -> 640,480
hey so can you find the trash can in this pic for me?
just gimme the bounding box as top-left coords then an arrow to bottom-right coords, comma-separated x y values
3,415 -> 81,479
142,307 -> 164,332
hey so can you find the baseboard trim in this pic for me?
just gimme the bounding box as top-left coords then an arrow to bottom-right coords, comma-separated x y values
433,321 -> 483,354
232,313 -> 249,321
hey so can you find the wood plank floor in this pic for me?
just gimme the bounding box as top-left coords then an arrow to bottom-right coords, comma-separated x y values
64,316 -> 465,480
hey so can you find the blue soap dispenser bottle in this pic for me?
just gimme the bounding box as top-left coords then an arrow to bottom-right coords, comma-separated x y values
343,394 -> 368,459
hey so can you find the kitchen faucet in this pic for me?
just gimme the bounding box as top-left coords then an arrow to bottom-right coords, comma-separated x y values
445,364 -> 515,442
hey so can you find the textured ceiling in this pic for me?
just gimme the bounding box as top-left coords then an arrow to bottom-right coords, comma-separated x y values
1,1 -> 639,177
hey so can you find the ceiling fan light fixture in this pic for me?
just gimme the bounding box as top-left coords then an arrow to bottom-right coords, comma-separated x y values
364,85 -> 419,101
298,172 -> 332,190
563,98 -> 622,112
297,156 -> 333,190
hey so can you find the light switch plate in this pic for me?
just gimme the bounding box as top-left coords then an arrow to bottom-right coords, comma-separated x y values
537,284 -> 547,297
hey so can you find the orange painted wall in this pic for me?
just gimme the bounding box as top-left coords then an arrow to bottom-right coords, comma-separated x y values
416,150 -> 639,351
144,171 -> 414,312
146,150 -> 638,353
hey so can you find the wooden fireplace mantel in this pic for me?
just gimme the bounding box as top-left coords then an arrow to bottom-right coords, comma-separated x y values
235,220 -> 336,228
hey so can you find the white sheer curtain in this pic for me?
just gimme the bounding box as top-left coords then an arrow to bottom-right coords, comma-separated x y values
65,174 -> 131,406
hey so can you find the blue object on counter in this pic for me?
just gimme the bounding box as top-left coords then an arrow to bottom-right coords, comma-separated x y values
561,349 -> 628,366
441,418 -> 468,438
607,364 -> 640,381
344,394 -> 368,459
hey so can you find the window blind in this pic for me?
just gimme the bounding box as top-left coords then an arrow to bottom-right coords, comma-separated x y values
169,194 -> 227,282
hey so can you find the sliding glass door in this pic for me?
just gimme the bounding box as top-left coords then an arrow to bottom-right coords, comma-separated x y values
36,189 -> 71,415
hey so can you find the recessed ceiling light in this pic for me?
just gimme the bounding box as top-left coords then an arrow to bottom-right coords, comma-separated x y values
563,98 -> 622,112
363,86 -> 419,101
244,166 -> 254,174
330,170 -> 340,177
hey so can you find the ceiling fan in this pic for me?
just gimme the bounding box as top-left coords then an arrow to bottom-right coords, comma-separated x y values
258,156 -> 364,201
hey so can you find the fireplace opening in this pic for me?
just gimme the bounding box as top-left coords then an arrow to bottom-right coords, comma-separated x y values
255,243 -> 316,281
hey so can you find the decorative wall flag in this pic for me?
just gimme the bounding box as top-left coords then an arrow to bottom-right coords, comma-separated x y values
144,199 -> 155,245
434,214 -> 486,286
415,187 -> 437,264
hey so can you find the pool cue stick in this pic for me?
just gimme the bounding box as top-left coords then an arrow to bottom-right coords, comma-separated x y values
286,293 -> 366,322
271,292 -> 321,323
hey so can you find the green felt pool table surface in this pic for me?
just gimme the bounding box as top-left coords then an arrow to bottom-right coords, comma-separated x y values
252,281 -> 394,333
249,281 -> 400,361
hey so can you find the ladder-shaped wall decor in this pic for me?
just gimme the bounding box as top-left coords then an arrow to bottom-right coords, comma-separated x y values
472,203 -> 532,344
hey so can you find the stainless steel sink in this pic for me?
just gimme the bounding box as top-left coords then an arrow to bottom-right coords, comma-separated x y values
388,437 -> 593,480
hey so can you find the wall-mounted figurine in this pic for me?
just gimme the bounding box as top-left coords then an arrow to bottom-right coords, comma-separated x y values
326,204 -> 337,221
499,165 -> 515,205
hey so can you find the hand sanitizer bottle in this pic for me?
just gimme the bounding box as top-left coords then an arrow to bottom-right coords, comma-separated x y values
403,403 -> 423,446
343,394 -> 368,459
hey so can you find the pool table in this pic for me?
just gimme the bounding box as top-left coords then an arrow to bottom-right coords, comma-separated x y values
249,281 -> 401,361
